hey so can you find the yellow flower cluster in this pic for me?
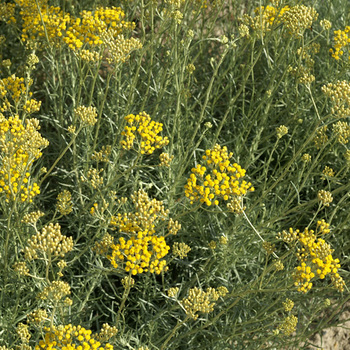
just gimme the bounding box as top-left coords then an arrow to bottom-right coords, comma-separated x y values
181,286 -> 228,320
13,261 -> 29,276
329,26 -> 350,60
322,80 -> 350,118
0,74 -> 31,113
185,144 -> 254,206
91,145 -> 112,162
282,298 -> 294,312
242,5 -> 290,34
17,323 -> 31,343
24,223 -> 74,261
120,112 -> 169,155
277,220 -> 345,293
98,189 -> 172,275
0,115 -> 49,202
159,152 -> 174,167
243,5 -> 317,37
36,324 -> 114,350
18,2 -> 70,45
15,1 -> 136,52
65,7 -> 133,51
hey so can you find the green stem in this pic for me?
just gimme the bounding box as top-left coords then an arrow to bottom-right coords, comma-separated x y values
39,125 -> 83,186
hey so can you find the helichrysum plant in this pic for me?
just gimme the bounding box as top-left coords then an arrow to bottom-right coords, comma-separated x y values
1,0 -> 349,349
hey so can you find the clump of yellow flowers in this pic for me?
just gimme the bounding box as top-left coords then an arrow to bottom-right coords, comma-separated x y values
0,114 -> 49,202
329,25 -> 350,60
185,144 -> 254,207
242,4 -> 318,37
36,324 -> 115,350
120,111 -> 169,155
277,220 -> 345,293
96,189 -> 178,275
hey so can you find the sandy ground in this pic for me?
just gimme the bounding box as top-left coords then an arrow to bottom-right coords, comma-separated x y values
306,307 -> 350,350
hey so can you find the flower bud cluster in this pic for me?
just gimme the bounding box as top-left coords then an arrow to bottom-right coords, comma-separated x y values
95,324 -> 118,342
101,31 -> 142,64
168,218 -> 181,235
322,80 -> 350,118
74,105 -> 98,126
242,5 -> 290,35
172,242 -> 191,259
0,3 -> 16,24
282,5 -> 318,37
277,220 -> 345,293
181,286 -> 228,320
278,315 -> 298,336
27,309 -> 48,324
35,324 -> 114,350
321,166 -> 335,179
185,144 -> 254,207
16,323 -> 31,343
56,190 -> 73,215
13,261 -> 29,276
24,223 -> 73,261
37,281 -> 71,302
282,298 -> 294,312
317,190 -> 333,207
159,152 -> 174,167
121,111 -> 169,155
92,145 -> 112,162
313,126 -> 328,149
332,121 -> 350,144
22,211 -> 45,225
0,75 -> 29,112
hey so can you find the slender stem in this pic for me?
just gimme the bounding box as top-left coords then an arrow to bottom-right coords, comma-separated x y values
160,316 -> 190,350
39,125 -> 83,186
